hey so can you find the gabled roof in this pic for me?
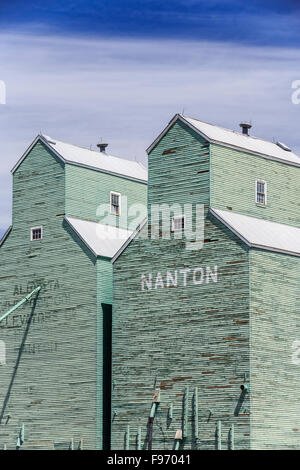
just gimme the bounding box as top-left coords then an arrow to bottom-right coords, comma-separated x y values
65,216 -> 134,259
147,114 -> 300,167
11,135 -> 148,184
211,208 -> 300,257
111,217 -> 147,263
111,208 -> 300,261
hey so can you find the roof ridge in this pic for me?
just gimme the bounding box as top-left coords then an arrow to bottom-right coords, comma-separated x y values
42,134 -> 143,166
181,114 -> 281,147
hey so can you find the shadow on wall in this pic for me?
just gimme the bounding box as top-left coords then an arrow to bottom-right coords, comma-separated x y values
0,292 -> 40,423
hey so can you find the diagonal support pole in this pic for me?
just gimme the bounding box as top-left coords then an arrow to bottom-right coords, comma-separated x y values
0,286 -> 41,323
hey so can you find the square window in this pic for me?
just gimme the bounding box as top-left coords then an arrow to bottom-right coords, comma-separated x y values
110,192 -> 121,216
172,215 -> 185,231
31,226 -> 43,241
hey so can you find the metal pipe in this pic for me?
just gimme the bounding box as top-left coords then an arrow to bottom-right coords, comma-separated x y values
240,383 -> 249,392
0,286 -> 41,323
174,430 -> 182,450
78,438 -> 83,450
217,421 -> 222,450
20,423 -> 25,444
169,403 -> 173,420
194,387 -> 198,440
183,386 -> 189,439
148,390 -> 160,450
229,424 -> 234,450
125,425 -> 130,450
137,427 -> 142,450
149,403 -> 156,418
148,418 -> 154,450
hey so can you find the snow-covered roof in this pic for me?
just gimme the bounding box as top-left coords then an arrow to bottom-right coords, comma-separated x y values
147,114 -> 300,167
11,135 -> 148,183
65,216 -> 134,259
211,208 -> 300,257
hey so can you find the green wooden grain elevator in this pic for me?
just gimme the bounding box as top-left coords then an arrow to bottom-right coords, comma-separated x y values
111,114 -> 300,450
1,114 -> 300,451
0,135 -> 147,449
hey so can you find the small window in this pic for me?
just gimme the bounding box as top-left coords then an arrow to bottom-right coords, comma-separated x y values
31,226 -> 43,241
172,215 -> 185,231
256,180 -> 267,205
110,191 -> 121,216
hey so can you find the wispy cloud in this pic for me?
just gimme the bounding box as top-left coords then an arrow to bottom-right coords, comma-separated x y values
0,32 -> 300,232
1,0 -> 300,46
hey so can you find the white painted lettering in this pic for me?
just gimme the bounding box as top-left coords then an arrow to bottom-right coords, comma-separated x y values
180,268 -> 191,287
155,272 -> 164,289
193,267 -> 204,285
141,273 -> 152,291
166,270 -> 178,287
206,266 -> 218,283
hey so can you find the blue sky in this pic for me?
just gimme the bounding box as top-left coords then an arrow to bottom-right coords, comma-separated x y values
0,1 -> 299,234
1,0 -> 300,46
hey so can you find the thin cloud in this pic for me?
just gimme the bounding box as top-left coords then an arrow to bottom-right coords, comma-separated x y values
0,32 -> 299,232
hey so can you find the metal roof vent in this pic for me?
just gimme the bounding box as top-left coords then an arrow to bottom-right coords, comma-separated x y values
97,142 -> 108,153
276,141 -> 291,152
239,122 -> 252,135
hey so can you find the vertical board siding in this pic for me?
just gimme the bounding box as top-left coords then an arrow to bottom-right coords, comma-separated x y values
111,121 -> 251,450
211,143 -> 300,227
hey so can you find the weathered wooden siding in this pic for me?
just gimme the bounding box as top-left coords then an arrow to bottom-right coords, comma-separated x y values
112,218 -> 250,450
0,142 -> 99,449
148,120 -> 210,220
249,249 -> 300,449
111,122 -> 251,450
65,164 -> 147,229
210,143 -> 300,227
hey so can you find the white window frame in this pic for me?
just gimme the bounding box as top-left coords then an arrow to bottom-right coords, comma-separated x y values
171,215 -> 185,232
110,191 -> 121,216
255,179 -> 267,206
30,226 -> 43,241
